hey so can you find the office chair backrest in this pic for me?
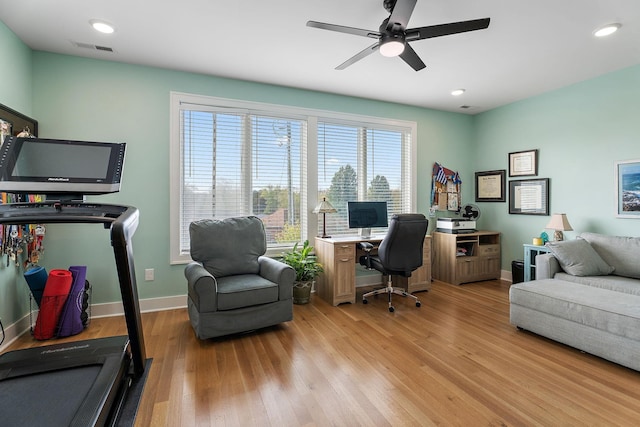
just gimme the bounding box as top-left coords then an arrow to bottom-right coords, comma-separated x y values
378,214 -> 428,276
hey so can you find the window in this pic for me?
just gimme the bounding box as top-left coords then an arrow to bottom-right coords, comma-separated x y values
170,92 -> 416,263
317,122 -> 412,237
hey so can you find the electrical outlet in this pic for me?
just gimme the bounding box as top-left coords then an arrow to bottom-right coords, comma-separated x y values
144,268 -> 154,281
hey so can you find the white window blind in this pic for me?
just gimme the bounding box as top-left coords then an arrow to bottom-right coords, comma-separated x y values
317,120 -> 411,237
170,92 -> 416,264
179,108 -> 304,255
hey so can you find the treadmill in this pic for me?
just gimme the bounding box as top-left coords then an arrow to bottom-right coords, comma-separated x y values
0,202 -> 146,426
0,137 -> 147,426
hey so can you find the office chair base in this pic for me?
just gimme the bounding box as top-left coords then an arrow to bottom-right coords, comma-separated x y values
362,285 -> 421,312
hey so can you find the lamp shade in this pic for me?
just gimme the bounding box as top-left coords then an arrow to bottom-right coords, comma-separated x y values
313,198 -> 337,214
545,213 -> 573,231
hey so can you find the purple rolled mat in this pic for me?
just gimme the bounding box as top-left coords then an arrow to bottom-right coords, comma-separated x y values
57,265 -> 88,338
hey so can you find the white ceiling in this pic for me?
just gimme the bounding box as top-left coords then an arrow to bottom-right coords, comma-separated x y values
2,0 -> 639,114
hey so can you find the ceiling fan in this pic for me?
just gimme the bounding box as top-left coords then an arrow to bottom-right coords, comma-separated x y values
307,0 -> 490,71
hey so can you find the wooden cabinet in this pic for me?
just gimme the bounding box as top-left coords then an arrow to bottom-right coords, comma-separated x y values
315,235 -> 432,306
432,231 -> 500,285
315,238 -> 357,305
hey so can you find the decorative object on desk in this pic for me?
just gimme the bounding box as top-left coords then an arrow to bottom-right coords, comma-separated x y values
614,159 -> 640,218
540,231 -> 549,244
545,213 -> 573,241
313,197 -> 337,238
475,170 -> 506,202
282,240 -> 323,305
508,178 -> 549,215
508,149 -> 538,177
532,237 -> 543,246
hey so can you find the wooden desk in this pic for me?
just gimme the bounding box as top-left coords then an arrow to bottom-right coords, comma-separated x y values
314,235 -> 432,306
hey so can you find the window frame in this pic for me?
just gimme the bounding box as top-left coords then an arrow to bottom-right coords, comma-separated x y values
170,91 -> 417,264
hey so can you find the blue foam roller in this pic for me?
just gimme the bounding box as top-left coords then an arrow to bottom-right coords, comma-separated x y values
23,266 -> 48,307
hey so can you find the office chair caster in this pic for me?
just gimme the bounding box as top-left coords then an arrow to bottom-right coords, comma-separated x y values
389,305 -> 394,313
416,301 -> 421,307
362,298 -> 368,304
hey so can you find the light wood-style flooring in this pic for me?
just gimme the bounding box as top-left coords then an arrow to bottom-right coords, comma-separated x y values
7,279 -> 640,426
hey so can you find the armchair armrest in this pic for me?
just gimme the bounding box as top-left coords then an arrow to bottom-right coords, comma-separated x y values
259,256 -> 295,301
185,262 -> 218,312
535,253 -> 561,280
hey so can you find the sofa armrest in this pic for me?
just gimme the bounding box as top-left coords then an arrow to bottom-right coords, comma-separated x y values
185,262 -> 218,312
258,256 -> 295,301
535,253 -> 562,280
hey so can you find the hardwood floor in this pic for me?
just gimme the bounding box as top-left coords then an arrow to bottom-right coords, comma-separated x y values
7,280 -> 640,426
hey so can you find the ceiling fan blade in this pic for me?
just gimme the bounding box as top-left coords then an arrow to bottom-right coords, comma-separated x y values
386,0 -> 417,31
336,43 -> 380,70
307,21 -> 380,39
406,18 -> 490,41
399,44 -> 426,71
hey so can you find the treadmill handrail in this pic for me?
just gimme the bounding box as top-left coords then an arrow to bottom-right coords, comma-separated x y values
0,202 -> 146,376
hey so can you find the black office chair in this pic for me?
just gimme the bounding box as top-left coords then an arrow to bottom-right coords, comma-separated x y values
358,213 -> 428,312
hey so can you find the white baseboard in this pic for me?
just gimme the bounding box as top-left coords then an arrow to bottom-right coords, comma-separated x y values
0,294 -> 188,353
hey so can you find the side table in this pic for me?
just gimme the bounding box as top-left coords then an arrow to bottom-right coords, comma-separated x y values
523,244 -> 551,281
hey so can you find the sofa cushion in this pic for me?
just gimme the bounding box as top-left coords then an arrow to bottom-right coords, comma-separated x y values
546,239 -> 614,276
555,272 -> 640,296
510,279 -> 640,342
215,274 -> 279,311
579,232 -> 640,279
189,216 -> 266,277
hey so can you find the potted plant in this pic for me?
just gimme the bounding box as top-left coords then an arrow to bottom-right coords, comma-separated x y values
282,240 -> 323,304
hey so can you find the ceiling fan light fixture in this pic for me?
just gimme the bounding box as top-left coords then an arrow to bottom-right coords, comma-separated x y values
594,23 -> 621,37
379,34 -> 405,57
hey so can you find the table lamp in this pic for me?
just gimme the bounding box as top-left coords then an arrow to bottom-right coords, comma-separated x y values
313,197 -> 337,238
545,213 -> 573,241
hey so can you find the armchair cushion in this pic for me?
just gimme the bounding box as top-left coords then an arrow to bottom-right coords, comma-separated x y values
190,216 -> 266,277
216,275 -> 279,310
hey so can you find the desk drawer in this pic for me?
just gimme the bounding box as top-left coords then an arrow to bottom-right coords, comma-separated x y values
334,244 -> 355,258
478,244 -> 499,256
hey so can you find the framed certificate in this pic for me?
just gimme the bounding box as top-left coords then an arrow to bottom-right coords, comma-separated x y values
509,149 -> 538,177
509,178 -> 549,215
475,170 -> 506,202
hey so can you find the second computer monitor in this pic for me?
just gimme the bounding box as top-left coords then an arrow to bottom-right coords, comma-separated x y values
347,201 -> 389,238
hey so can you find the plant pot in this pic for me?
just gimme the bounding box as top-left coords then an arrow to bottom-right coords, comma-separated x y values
293,280 -> 313,304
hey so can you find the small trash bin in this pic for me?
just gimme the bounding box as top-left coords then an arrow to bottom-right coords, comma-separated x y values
512,260 -> 524,284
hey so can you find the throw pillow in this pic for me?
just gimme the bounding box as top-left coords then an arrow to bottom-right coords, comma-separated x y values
546,239 -> 615,276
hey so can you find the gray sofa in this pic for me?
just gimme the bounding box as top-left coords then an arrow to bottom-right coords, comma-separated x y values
510,232 -> 640,371
185,216 -> 295,340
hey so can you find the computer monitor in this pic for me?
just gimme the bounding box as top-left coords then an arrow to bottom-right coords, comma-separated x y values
347,201 -> 389,238
0,136 -> 126,201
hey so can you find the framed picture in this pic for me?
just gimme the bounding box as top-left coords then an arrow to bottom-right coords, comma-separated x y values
615,159 -> 640,218
509,149 -> 538,177
509,178 -> 549,215
475,170 -> 506,202
0,103 -> 38,145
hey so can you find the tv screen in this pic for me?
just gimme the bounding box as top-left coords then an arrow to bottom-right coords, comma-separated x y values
347,201 -> 389,229
0,136 -> 125,197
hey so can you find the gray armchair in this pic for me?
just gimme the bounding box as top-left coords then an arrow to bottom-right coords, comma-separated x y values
185,216 -> 295,339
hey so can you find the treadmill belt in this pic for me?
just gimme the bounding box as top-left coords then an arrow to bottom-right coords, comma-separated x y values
0,364 -> 101,426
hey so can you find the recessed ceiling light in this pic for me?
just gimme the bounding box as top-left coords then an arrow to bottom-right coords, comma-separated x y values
451,89 -> 466,96
90,20 -> 115,34
594,23 -> 621,37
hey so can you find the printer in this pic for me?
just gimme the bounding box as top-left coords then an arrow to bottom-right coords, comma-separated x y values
436,217 -> 477,234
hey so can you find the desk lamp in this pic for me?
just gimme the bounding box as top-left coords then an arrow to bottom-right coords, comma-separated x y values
545,213 -> 573,241
313,197 -> 337,238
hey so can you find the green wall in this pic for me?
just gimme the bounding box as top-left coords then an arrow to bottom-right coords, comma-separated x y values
25,51 -> 473,314
2,19 -> 639,327
0,21 -> 33,325
473,64 -> 640,269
